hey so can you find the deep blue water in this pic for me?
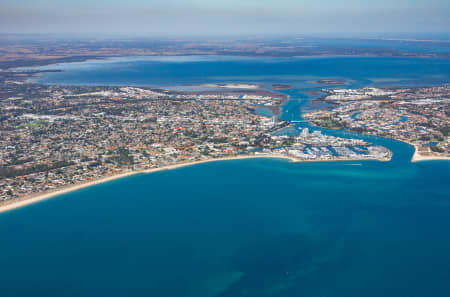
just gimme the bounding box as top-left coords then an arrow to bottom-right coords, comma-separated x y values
2,56 -> 450,297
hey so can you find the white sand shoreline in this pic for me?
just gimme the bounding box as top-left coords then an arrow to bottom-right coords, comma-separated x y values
409,143 -> 450,163
0,153 -> 390,214
0,155 -> 289,214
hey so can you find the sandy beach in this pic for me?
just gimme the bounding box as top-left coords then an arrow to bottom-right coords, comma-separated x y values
0,155 -> 291,214
411,144 -> 450,162
0,153 -> 393,214
203,83 -> 263,89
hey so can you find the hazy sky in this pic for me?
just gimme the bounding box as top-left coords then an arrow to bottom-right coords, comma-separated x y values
1,0 -> 449,35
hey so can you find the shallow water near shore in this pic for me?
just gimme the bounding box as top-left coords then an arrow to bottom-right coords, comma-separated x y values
2,55 -> 450,297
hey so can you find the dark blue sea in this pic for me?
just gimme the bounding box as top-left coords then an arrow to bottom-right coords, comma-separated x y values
2,56 -> 450,297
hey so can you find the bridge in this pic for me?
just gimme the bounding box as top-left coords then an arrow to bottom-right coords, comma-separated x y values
289,120 -> 308,123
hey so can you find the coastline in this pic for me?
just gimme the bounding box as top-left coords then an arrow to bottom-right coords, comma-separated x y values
306,121 -> 448,163
410,143 -> 450,162
0,155 -> 290,214
0,153 -> 389,214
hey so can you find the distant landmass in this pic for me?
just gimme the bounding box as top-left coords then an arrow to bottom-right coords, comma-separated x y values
271,84 -> 293,90
310,79 -> 347,85
1,35 -> 450,69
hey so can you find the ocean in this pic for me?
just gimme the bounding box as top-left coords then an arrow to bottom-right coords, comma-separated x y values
2,55 -> 450,297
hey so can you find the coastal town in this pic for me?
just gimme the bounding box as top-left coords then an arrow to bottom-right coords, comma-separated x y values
0,75 -> 392,203
304,86 -> 450,161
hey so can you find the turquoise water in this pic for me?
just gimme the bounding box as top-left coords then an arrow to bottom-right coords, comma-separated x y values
2,56 -> 450,297
1,159 -> 449,297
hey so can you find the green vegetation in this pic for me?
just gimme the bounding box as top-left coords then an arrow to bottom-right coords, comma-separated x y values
438,126 -> 450,137
110,148 -> 134,165
431,146 -> 445,153
18,121 -> 48,128
8,157 -> 34,166
316,118 -> 345,129
0,160 -> 75,179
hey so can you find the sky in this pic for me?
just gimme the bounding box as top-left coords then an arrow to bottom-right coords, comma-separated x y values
0,0 -> 449,35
